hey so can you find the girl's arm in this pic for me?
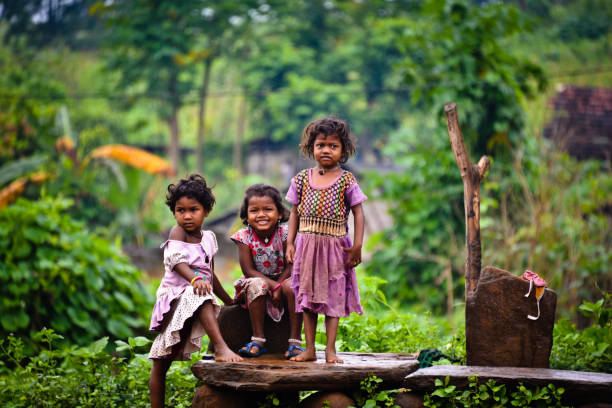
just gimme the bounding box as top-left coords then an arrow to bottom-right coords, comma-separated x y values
344,203 -> 364,267
237,243 -> 278,289
168,226 -> 213,295
211,260 -> 234,305
285,205 -> 299,263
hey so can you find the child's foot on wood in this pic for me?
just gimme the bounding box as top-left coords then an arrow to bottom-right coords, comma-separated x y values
214,345 -> 243,362
325,349 -> 343,364
290,348 -> 316,362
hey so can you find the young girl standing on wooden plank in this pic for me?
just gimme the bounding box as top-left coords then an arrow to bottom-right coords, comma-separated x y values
149,174 -> 241,408
285,116 -> 367,363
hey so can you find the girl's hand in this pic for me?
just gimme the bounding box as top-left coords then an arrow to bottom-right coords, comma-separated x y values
193,279 -> 212,296
286,243 -> 295,264
343,245 -> 362,268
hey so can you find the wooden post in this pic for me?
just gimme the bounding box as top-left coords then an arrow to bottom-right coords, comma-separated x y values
444,102 -> 490,296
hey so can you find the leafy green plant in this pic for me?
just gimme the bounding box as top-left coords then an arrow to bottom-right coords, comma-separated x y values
332,275 -> 464,358
550,293 -> 612,373
0,196 -> 154,351
0,328 -> 196,408
353,374 -> 399,408
423,375 -> 567,408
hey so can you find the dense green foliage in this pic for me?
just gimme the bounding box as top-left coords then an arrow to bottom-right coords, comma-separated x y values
397,0 -> 546,156
423,375 -> 567,408
0,329 -> 193,408
550,292 -> 612,373
0,197 -> 153,348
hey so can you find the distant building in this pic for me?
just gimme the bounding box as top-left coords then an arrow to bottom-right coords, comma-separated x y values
544,85 -> 612,161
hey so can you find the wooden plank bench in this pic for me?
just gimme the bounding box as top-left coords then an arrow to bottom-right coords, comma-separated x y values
404,365 -> 612,407
193,352 -> 419,391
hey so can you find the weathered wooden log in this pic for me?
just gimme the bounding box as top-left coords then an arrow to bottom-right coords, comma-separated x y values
191,384 -> 299,408
299,391 -> 356,408
208,304 -> 291,354
466,267 -> 556,367
191,352 -> 419,392
393,391 -> 425,408
444,102 -> 490,296
405,365 -> 612,406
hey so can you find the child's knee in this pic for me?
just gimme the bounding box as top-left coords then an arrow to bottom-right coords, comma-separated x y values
245,277 -> 268,300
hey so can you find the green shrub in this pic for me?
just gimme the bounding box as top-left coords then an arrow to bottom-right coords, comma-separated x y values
424,375 -> 567,408
550,292 -> 612,373
0,328 -> 195,408
332,276 -> 465,360
0,196 -> 154,351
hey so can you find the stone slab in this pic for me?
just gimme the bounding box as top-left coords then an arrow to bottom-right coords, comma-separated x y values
192,352 -> 419,392
466,266 -> 556,367
404,365 -> 612,405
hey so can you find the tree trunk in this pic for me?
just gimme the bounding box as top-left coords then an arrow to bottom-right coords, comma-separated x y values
167,74 -> 181,175
444,102 -> 490,296
196,57 -> 213,175
168,104 -> 180,175
233,90 -> 247,175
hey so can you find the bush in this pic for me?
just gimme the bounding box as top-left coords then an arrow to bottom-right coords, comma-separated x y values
424,375 -> 567,408
550,292 -> 612,373
0,329 -> 195,408
0,196 -> 154,351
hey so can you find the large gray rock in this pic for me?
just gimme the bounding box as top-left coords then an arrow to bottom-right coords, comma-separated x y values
466,266 -> 556,367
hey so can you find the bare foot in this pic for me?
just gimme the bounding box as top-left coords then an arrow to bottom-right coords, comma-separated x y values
325,349 -> 344,364
290,348 -> 316,362
214,345 -> 243,362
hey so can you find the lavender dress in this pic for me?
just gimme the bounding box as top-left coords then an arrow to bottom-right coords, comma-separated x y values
286,168 -> 367,317
148,230 -> 220,360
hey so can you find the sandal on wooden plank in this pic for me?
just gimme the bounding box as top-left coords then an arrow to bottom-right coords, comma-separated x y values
238,337 -> 267,357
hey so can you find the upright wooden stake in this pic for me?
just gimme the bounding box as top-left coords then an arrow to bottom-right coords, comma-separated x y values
444,103 -> 490,296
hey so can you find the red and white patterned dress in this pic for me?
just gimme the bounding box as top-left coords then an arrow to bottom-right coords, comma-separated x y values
231,223 -> 288,322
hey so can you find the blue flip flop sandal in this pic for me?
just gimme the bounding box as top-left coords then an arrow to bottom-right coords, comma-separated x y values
238,337 -> 267,357
285,344 -> 305,359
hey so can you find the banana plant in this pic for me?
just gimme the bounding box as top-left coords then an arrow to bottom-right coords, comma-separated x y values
0,106 -> 173,209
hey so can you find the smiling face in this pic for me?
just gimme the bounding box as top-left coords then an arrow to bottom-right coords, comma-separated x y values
313,133 -> 343,169
174,196 -> 208,234
247,195 -> 280,235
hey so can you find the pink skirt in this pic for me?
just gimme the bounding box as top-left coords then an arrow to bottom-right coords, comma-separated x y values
290,233 -> 362,317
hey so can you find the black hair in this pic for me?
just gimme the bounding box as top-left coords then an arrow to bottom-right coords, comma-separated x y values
300,116 -> 356,164
165,174 -> 215,213
239,184 -> 290,226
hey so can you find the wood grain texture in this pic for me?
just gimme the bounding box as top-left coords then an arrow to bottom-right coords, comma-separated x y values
192,352 -> 419,391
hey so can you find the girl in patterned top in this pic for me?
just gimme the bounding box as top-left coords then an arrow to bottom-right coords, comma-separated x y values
149,174 -> 241,408
285,116 -> 367,363
232,184 -> 304,359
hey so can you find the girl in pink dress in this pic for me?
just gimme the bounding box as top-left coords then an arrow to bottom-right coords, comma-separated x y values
231,184 -> 303,359
286,117 -> 367,363
149,174 -> 241,408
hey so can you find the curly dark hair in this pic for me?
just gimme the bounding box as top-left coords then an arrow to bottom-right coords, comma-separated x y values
165,174 -> 215,213
239,184 -> 290,226
300,116 -> 356,165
